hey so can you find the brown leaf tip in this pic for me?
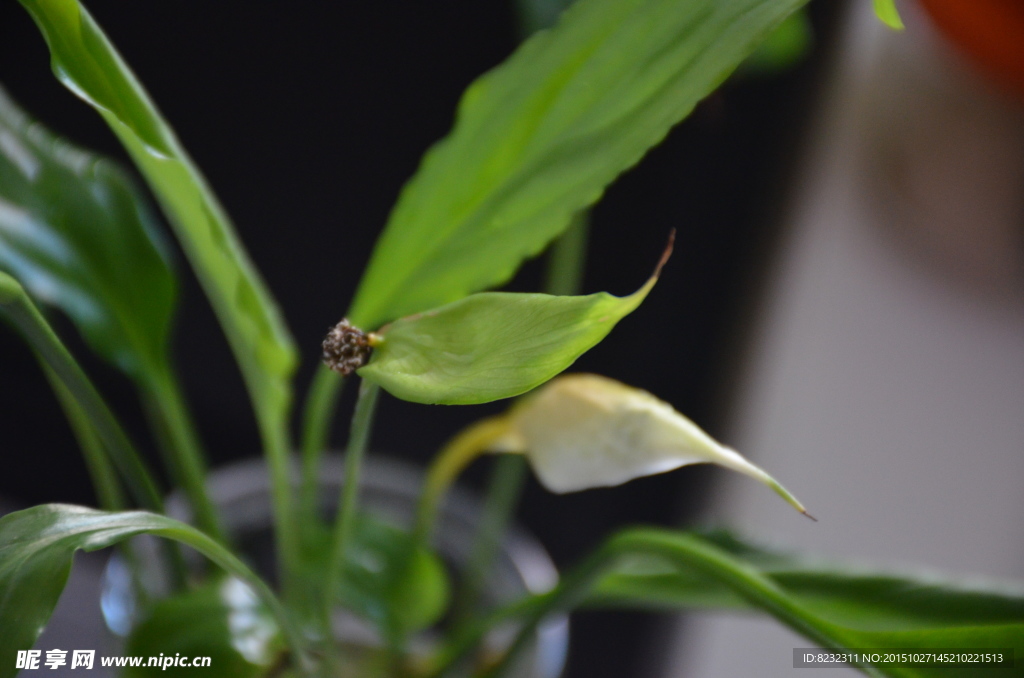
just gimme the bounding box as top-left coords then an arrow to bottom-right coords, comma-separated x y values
322,318 -> 374,376
652,228 -> 676,279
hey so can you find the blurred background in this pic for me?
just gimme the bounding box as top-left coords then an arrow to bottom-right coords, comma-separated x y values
1,0 -> 1021,676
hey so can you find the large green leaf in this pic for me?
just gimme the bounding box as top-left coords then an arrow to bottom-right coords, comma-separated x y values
0,87 -> 175,380
489,528 -> 1024,678
0,504 -> 307,678
348,0 -> 808,330
123,577 -> 283,677
16,0 -> 297,430
434,528 -> 1024,678
358,264 -> 662,405
589,530 -> 1024,631
0,106 -> 222,536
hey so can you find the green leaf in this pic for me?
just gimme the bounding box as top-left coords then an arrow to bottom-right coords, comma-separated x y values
0,87 -> 175,382
0,106 -> 223,537
584,530 -> 1024,678
590,530 -> 1024,627
123,577 -> 283,677
297,514 -> 450,640
0,504 -> 308,678
358,257 -> 664,405
873,0 -> 905,30
338,515 -> 450,638
0,272 -> 163,510
348,0 -> 809,330
16,0 -> 297,428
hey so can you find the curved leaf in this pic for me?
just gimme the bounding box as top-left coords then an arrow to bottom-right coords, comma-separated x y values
358,258 -> 664,405
486,528 -> 1024,678
124,577 -> 283,677
348,0 -> 809,330
16,0 -> 297,429
0,504 -> 307,678
0,86 -> 175,381
0,272 -> 162,510
589,530 -> 1024,631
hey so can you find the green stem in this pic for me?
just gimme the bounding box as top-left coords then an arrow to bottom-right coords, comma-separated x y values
144,367 -> 227,542
324,380 -> 380,621
543,212 -> 589,296
300,365 -> 346,523
0,274 -> 163,512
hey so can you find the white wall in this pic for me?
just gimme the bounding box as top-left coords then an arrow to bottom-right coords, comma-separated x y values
665,2 -> 1024,675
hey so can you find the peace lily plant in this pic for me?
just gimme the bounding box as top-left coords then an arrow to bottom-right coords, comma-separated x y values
1,0 -> 1022,676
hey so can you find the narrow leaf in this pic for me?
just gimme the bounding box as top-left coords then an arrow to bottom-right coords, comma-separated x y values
0,272 -> 162,510
481,528 -> 1024,678
0,505 -> 307,678
16,0 -> 298,428
590,530 -> 1024,631
873,0 -> 905,30
348,0 -> 809,330
358,245 -> 669,405
0,87 -> 176,380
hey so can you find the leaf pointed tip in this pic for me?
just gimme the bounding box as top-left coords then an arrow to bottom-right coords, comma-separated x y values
653,229 -> 676,279
873,0 -> 905,30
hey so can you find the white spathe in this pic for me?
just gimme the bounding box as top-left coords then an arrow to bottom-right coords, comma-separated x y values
499,374 -> 808,516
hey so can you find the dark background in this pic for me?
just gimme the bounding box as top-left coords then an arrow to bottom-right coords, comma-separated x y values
0,2 -> 840,675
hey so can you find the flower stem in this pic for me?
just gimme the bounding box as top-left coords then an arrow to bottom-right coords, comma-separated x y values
543,213 -> 589,296
324,379 -> 380,621
299,366 -> 346,523
413,416 -> 512,545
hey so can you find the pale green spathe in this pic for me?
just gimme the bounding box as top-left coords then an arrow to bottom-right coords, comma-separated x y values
359,277 -> 656,405
502,374 -> 809,515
